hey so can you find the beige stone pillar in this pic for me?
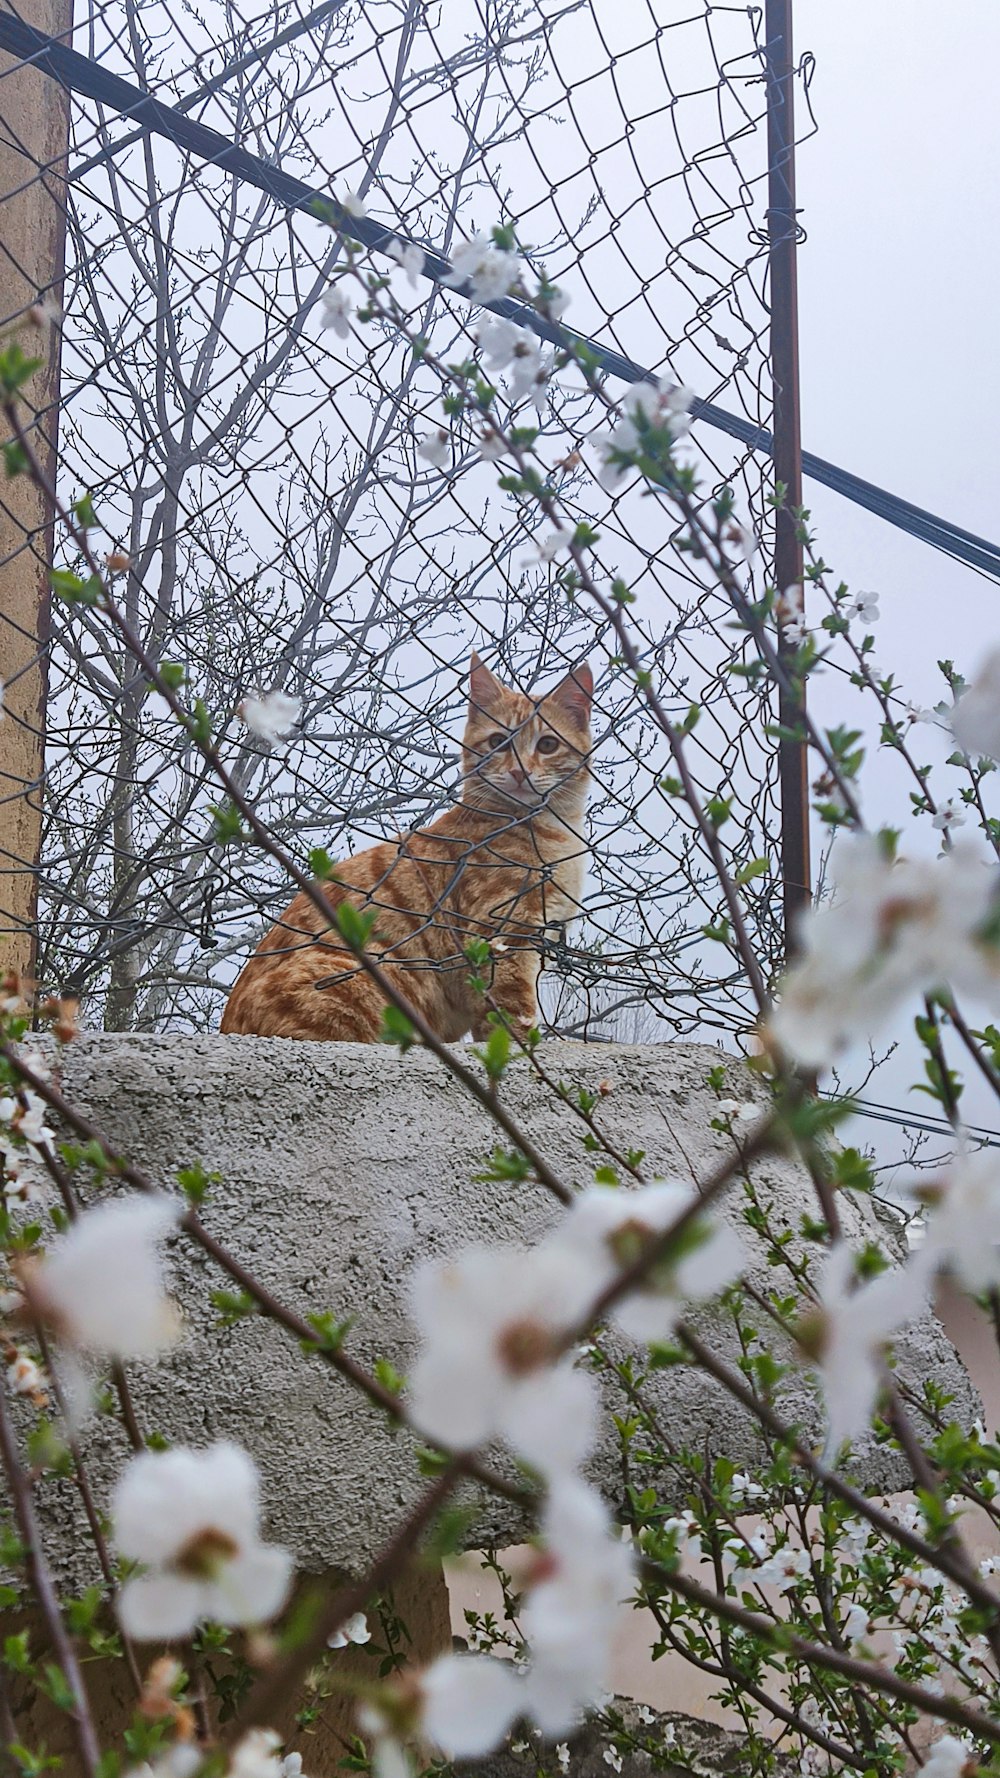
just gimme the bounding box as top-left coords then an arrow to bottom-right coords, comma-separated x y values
6,1563 -> 454,1769
0,0 -> 72,982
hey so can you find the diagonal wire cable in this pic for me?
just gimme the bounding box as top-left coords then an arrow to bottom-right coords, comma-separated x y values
1,10 -> 998,583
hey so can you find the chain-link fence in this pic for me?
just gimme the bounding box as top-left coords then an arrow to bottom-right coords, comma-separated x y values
0,0 -> 819,1042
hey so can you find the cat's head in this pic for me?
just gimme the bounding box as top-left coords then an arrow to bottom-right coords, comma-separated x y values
461,654 -> 593,815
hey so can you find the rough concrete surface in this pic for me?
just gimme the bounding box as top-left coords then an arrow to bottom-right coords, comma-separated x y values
457,1697 -> 794,1778
8,1035 -> 980,1591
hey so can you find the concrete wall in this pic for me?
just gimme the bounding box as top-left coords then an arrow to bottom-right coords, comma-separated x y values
19,1034 -> 977,1589
1,1036 -> 984,1766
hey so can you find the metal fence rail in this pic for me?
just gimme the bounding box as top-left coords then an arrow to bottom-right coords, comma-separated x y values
0,0 -> 790,1042
0,0 -> 991,1061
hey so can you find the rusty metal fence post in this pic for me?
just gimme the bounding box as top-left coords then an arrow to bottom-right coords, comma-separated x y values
765,0 -> 811,947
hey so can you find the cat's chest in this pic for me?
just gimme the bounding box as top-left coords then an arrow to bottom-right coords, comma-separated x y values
533,820 -> 586,923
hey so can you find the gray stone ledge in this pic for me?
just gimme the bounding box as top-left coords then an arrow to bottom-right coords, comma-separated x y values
7,1035 -> 980,1589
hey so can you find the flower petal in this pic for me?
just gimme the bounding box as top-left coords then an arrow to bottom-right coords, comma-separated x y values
421,1654 -> 521,1758
118,1572 -> 204,1640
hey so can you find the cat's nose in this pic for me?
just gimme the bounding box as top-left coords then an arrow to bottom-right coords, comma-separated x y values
509,764 -> 530,786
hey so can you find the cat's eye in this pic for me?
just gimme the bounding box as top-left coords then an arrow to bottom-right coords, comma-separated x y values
484,732 -> 509,751
536,735 -> 560,755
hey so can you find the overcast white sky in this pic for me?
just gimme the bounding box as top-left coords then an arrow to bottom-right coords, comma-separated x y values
797,0 -> 1000,717
794,1 -> 1000,1167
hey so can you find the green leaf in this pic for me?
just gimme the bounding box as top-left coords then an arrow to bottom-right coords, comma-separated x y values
308,847 -> 337,881
2,439 -> 27,477
416,1444 -> 451,1477
40,1662 -> 76,1713
50,567 -> 102,606
480,1021 -> 511,1083
735,857 -> 770,886
380,1005 -> 417,1052
301,1310 -> 352,1354
3,1630 -> 31,1672
209,802 -> 243,846
334,901 -> 378,952
210,1288 -> 256,1326
188,696 -> 213,746
705,795 -> 732,829
373,1356 -> 404,1395
72,492 -> 97,528
176,1162 -> 217,1206
159,661 -> 186,692
0,343 -> 42,394
475,1146 -> 530,1184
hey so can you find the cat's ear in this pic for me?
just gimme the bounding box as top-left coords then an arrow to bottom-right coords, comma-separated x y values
546,661 -> 593,724
469,651 -> 506,715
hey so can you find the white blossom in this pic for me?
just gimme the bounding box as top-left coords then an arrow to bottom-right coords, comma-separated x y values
328,1608 -> 371,1648
920,1148 -> 1000,1293
421,1653 -> 522,1757
920,1735 -> 977,1778
6,1352 -> 44,1397
389,240 -> 425,288
508,339 -> 549,408
528,530 -> 564,565
476,313 -> 523,369
280,1757 -> 305,1778
239,690 -> 301,743
478,427 -> 506,462
719,1528 -> 768,1578
752,1542 -> 812,1592
320,285 -> 352,338
716,1097 -> 758,1126
341,189 -> 367,219
729,1471 -> 765,1503
836,1516 -> 872,1566
229,1731 -> 285,1778
555,1744 -> 571,1771
364,1734 -> 412,1778
592,377 -> 693,489
19,1194 -> 181,1359
951,646 -> 1000,760
537,283 -> 569,320
806,1242 -> 931,1456
848,590 -> 880,625
407,1244 -> 598,1479
769,832 -> 1000,1068
417,428 -> 451,471
125,1750 -> 201,1778
443,233 -> 521,303
621,379 -> 693,440
359,1655 -> 520,1763
905,700 -> 938,725
2,1148 -> 45,1207
660,1509 -> 702,1564
602,1750 -> 623,1773
777,584 -> 807,644
545,1181 -> 743,1345
841,1601 -> 871,1644
932,798 -> 966,833
0,1083 -> 52,1150
112,1442 -> 293,1639
522,1476 -> 635,1736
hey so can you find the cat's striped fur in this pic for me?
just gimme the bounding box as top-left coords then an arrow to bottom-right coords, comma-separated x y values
220,655 -> 593,1041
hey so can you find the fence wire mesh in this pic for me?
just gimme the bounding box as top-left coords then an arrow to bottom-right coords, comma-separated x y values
0,0 -> 817,1043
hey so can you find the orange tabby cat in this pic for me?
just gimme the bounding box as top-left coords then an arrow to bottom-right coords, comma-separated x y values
220,655 -> 593,1041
